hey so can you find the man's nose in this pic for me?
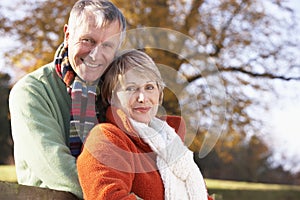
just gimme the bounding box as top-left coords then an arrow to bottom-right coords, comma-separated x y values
89,45 -> 101,61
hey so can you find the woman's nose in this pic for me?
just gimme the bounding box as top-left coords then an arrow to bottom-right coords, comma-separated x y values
137,92 -> 145,103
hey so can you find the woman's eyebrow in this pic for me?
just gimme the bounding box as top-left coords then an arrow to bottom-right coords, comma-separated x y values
125,81 -> 156,85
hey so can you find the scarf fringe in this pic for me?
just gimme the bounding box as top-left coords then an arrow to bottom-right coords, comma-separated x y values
130,118 -> 208,200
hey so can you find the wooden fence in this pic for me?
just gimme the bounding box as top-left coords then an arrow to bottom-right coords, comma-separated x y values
0,181 -> 80,200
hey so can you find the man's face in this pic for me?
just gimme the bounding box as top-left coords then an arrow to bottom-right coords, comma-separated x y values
64,18 -> 121,83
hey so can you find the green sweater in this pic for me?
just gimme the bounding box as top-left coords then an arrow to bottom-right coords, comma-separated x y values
9,63 -> 83,199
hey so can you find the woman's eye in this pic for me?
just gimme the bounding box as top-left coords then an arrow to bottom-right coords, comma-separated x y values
125,86 -> 137,92
145,84 -> 155,90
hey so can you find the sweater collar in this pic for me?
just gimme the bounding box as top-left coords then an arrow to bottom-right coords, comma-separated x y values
105,106 -> 153,153
105,106 -> 186,152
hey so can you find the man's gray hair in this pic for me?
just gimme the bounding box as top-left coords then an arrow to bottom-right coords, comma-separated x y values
68,0 -> 126,40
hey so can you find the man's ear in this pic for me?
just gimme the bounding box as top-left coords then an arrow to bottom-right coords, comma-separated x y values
63,24 -> 69,48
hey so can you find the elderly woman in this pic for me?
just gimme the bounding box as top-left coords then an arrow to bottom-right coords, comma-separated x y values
77,49 -> 211,200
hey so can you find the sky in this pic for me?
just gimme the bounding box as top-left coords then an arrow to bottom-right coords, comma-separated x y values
263,0 -> 300,173
260,77 -> 300,172
0,0 -> 300,173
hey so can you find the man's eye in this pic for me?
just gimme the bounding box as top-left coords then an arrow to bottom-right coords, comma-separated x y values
102,42 -> 113,48
81,38 -> 95,44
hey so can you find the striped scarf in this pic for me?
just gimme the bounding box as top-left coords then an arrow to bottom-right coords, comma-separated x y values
55,44 -> 98,158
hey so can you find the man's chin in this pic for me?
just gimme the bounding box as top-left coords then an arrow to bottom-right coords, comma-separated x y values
76,72 -> 102,84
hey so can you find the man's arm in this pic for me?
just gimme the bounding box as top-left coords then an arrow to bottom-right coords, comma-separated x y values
9,76 -> 83,199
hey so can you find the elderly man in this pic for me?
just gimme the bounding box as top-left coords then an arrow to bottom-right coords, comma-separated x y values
9,0 -> 126,198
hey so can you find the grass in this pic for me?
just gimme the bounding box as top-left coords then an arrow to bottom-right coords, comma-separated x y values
206,178 -> 300,191
206,179 -> 300,200
1,165 -> 300,199
0,165 -> 17,182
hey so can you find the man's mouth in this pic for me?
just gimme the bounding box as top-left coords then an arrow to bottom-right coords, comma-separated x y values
80,58 -> 102,68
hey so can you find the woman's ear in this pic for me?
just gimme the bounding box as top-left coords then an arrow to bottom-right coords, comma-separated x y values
107,96 -> 112,105
159,91 -> 164,105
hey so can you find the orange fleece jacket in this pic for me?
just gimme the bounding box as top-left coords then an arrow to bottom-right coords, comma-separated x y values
77,107 -> 186,200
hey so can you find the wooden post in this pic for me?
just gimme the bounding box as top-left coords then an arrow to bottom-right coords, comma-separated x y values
0,181 -> 80,200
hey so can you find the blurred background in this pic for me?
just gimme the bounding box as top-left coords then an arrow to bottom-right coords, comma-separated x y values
0,0 -> 300,190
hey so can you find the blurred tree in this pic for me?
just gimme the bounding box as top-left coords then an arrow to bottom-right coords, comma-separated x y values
0,72 -> 13,164
0,0 -> 299,182
195,134 -> 297,184
0,0 -> 72,72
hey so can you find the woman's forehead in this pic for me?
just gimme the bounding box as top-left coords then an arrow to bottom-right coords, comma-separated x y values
122,69 -> 154,83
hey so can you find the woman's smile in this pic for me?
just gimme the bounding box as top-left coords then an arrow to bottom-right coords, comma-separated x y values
133,106 -> 152,113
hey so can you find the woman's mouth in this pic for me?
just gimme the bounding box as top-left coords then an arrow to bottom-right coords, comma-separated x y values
133,107 -> 151,113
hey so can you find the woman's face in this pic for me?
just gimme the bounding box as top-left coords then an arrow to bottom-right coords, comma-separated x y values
112,69 -> 160,124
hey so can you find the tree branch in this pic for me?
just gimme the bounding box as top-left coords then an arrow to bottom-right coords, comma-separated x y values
222,66 -> 300,81
186,66 -> 300,83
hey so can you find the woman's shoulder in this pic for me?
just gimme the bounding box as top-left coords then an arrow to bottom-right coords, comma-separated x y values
87,122 -> 127,142
160,115 -> 186,141
84,122 -> 136,151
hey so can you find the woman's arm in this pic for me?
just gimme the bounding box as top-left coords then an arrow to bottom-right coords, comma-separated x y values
77,124 -> 138,200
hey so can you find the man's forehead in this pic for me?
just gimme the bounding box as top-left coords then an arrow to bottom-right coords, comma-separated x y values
75,19 -> 121,39
73,11 -> 119,29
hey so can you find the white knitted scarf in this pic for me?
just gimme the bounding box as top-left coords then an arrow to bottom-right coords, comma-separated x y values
130,118 -> 208,200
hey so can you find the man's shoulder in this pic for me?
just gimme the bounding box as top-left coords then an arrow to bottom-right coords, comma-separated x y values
9,63 -> 61,102
12,63 -> 56,89
23,63 -> 55,82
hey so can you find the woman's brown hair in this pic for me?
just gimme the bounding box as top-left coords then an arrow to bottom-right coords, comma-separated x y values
100,49 -> 165,108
